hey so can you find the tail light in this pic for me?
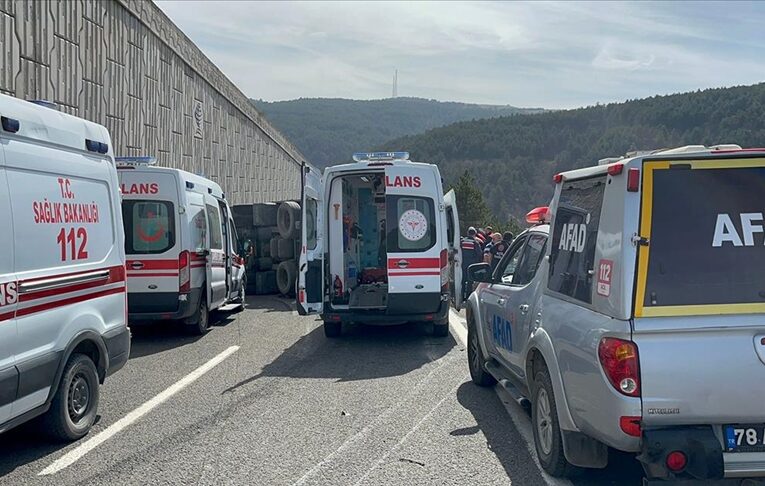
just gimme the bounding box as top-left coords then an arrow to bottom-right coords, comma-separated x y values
179,250 -> 191,293
627,168 -> 640,192
666,451 -> 687,472
598,337 -> 640,397
440,248 -> 449,293
619,416 -> 641,437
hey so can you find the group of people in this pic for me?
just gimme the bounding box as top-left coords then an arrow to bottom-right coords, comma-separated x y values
459,225 -> 514,300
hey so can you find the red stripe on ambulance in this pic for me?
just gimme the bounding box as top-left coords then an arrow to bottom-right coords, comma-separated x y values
16,286 -> 125,318
387,257 -> 440,270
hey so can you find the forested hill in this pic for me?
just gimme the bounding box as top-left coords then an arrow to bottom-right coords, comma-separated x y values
252,97 -> 543,168
378,83 -> 765,222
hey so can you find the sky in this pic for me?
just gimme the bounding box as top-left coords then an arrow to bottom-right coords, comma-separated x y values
156,1 -> 765,109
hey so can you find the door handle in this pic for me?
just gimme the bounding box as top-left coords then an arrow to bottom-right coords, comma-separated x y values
130,261 -> 144,270
519,304 -> 530,313
396,260 -> 410,268
497,298 -> 506,305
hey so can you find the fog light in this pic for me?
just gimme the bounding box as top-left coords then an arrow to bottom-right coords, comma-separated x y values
666,451 -> 687,472
619,378 -> 637,394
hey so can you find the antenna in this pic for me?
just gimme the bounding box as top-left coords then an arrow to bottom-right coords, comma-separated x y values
392,69 -> 398,98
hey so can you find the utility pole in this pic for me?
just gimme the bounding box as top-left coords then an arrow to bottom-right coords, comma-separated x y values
392,69 -> 398,98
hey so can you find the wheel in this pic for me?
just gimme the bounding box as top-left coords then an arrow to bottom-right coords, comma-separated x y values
323,320 -> 341,338
532,369 -> 581,477
43,354 -> 100,441
277,201 -> 301,239
468,318 -> 496,386
186,296 -> 210,335
433,321 -> 449,337
276,260 -> 297,296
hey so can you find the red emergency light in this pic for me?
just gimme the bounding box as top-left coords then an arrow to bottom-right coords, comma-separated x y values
526,206 -> 550,225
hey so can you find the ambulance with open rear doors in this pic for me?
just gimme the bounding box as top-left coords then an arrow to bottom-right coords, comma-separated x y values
0,93 -> 128,440
297,152 -> 462,338
117,158 -> 245,334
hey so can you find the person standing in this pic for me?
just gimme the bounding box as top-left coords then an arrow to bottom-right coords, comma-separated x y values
460,227 -> 483,301
485,232 -> 510,271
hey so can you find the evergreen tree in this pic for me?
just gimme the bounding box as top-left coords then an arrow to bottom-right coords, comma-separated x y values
451,170 -> 493,234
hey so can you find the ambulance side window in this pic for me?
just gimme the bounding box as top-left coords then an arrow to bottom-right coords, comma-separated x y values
445,206 -> 455,244
547,177 -> 606,304
306,198 -> 317,250
206,204 -> 223,250
386,196 -> 436,252
190,206 -> 208,252
123,200 -> 176,254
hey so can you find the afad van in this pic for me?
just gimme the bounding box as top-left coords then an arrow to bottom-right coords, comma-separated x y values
297,152 -> 463,337
0,93 -> 128,439
116,158 -> 246,334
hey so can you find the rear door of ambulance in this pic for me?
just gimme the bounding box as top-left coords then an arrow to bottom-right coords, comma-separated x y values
631,156 -> 765,448
298,164 -> 323,315
384,164 -> 445,316
119,169 -> 182,317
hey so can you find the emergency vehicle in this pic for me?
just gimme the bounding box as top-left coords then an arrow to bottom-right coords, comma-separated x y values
466,145 -> 765,482
116,158 -> 246,334
297,152 -> 462,337
0,93 -> 128,439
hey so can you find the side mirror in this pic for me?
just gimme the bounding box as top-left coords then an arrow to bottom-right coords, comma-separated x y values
196,249 -> 210,257
468,262 -> 492,283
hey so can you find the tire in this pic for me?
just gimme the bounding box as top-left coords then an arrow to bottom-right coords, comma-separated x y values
186,295 -> 211,335
532,369 -> 581,478
324,321 -> 341,338
276,260 -> 297,296
277,201 -> 301,239
433,321 -> 449,337
43,354 -> 100,441
276,237 -> 294,261
269,238 -> 279,260
467,317 -> 497,386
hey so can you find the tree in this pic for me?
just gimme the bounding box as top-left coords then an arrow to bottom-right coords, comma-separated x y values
451,170 -> 493,234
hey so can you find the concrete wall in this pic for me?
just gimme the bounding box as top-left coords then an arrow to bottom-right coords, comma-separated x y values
0,0 -> 306,204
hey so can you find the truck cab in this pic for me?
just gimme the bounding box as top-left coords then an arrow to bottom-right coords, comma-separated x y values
466,145 -> 765,482
297,152 -> 462,337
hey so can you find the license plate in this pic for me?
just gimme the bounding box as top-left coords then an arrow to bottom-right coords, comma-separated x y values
725,424 -> 765,452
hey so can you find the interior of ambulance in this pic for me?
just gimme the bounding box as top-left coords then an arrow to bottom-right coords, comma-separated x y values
328,172 -> 389,311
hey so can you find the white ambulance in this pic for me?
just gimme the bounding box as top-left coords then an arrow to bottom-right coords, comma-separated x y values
297,152 -> 462,337
116,158 -> 246,334
0,93 -> 128,439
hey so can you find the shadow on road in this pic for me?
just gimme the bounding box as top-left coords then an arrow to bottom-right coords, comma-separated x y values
572,448 -> 644,486
456,381 -> 646,486
0,420 -> 69,477
454,382 -> 548,486
128,310 -> 233,359
224,320 -> 455,393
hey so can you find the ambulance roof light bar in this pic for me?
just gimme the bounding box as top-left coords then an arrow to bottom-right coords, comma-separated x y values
115,156 -> 157,167
353,151 -> 409,162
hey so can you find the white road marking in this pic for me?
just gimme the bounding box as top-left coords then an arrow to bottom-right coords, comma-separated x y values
291,352 -> 453,486
353,381 -> 461,486
448,310 -> 571,486
39,345 -> 240,476
448,308 -> 468,345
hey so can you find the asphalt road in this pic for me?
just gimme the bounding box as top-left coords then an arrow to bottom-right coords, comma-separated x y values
0,296 -> 646,485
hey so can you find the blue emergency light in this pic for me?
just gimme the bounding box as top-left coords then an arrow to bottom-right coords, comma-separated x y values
353,151 -> 409,162
115,156 -> 157,166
